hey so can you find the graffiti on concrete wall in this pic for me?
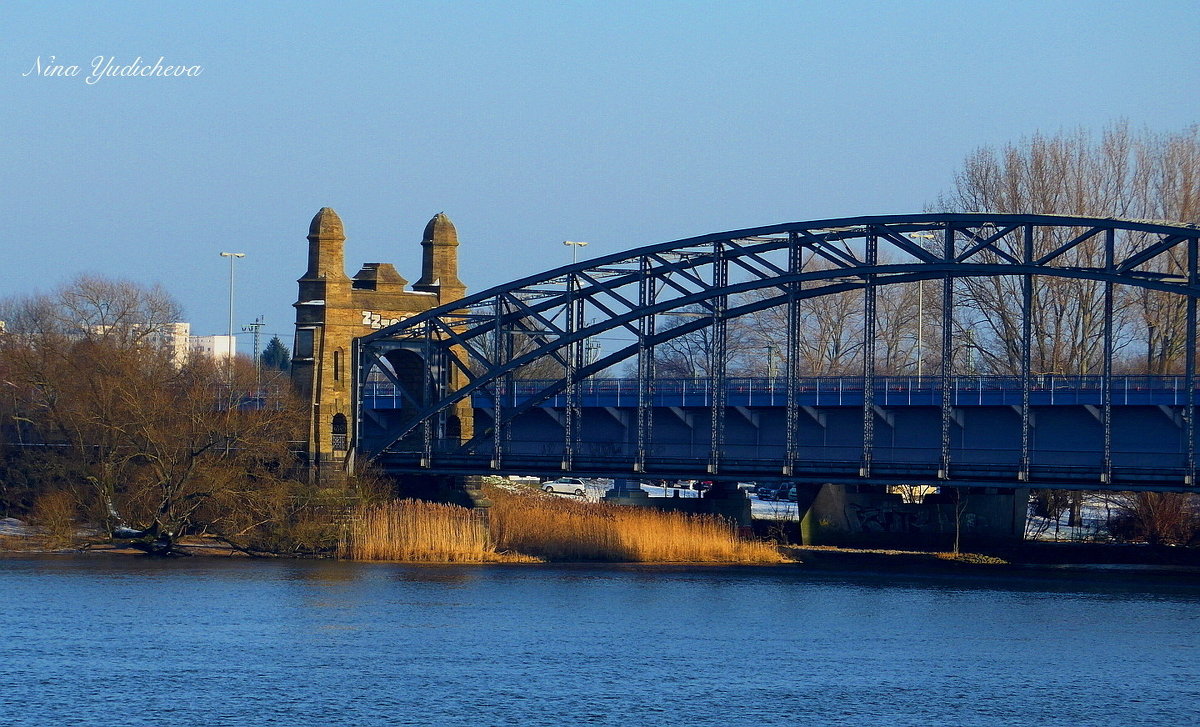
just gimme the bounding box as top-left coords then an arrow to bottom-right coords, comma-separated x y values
845,502 -> 985,534
846,503 -> 926,533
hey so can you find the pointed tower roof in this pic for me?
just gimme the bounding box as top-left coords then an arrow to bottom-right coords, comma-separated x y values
416,211 -> 465,297
422,212 -> 458,246
309,207 -> 345,239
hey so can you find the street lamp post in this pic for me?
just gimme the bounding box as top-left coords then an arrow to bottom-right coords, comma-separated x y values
918,279 -> 923,379
563,240 -> 589,265
219,252 -> 245,359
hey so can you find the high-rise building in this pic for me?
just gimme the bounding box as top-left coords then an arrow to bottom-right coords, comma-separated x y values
155,322 -> 191,366
189,334 -> 236,361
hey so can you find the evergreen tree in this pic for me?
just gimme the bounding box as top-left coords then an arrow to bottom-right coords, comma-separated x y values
261,335 -> 290,371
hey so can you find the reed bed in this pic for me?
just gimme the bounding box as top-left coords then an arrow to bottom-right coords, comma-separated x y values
341,488 -> 787,563
339,499 -> 533,563
487,485 -> 786,563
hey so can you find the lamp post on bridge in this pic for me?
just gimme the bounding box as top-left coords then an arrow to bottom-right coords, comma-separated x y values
563,240 -> 589,265
908,233 -> 936,379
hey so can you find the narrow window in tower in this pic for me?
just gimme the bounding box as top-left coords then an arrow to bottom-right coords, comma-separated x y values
294,328 -> 315,358
334,350 -> 342,380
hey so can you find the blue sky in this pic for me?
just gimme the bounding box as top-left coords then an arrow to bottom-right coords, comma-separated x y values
3,1 -> 1198,348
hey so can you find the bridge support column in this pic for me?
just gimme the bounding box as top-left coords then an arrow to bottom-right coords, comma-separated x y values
604,479 -> 651,502
392,473 -> 492,520
796,484 -> 1027,550
307,450 -> 349,487
700,485 -> 752,528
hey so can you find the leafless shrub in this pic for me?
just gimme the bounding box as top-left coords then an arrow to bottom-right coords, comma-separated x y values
30,490 -> 78,547
1107,492 -> 1199,546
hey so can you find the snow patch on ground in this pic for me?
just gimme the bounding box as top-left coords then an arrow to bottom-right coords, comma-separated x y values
1025,497 -> 1123,542
751,498 -> 800,521
0,518 -> 33,537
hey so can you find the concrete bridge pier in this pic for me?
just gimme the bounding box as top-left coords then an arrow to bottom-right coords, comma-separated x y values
603,479 -> 651,503
700,484 -> 753,527
796,483 -> 1029,549
393,474 -> 492,517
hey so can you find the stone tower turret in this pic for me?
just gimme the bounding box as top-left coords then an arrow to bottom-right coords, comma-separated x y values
304,207 -> 350,283
414,212 -> 465,302
293,207 -> 352,406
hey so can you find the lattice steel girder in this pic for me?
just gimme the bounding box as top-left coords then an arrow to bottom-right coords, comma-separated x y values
369,230 -> 1199,362
356,214 -> 1200,460
953,224 -> 1022,263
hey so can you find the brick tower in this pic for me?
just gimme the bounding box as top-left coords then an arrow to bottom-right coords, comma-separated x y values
291,208 -> 468,482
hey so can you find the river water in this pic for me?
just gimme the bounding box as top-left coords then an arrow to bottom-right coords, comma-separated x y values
1,556 -> 1196,726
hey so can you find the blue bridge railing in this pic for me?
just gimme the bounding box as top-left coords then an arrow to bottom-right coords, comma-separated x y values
362,375 -> 1200,410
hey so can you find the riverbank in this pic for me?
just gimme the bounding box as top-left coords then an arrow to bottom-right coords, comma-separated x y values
6,536 -> 1199,579
6,514 -> 1199,574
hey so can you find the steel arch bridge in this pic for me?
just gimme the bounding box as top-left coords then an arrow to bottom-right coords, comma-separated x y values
353,213 -> 1200,493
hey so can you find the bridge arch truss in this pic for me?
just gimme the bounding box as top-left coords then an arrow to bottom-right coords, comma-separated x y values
355,213 -> 1200,491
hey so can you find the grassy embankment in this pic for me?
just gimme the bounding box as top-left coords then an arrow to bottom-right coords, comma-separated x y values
339,484 -> 786,564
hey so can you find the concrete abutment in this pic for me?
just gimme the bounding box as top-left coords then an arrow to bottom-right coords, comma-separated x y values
794,483 -> 1029,550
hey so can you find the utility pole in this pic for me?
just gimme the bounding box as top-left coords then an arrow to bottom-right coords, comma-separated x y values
242,316 -> 265,393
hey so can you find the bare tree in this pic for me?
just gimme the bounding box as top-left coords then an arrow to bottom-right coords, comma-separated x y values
462,326 -> 568,381
655,306 -> 756,378
0,275 -> 306,554
739,261 -> 867,376
934,122 -> 1200,374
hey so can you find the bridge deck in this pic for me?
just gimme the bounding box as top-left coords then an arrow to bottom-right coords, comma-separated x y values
361,376 -> 1200,492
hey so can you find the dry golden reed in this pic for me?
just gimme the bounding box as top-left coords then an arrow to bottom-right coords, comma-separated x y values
341,487 -> 787,563
487,485 -> 786,563
339,499 -> 533,563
